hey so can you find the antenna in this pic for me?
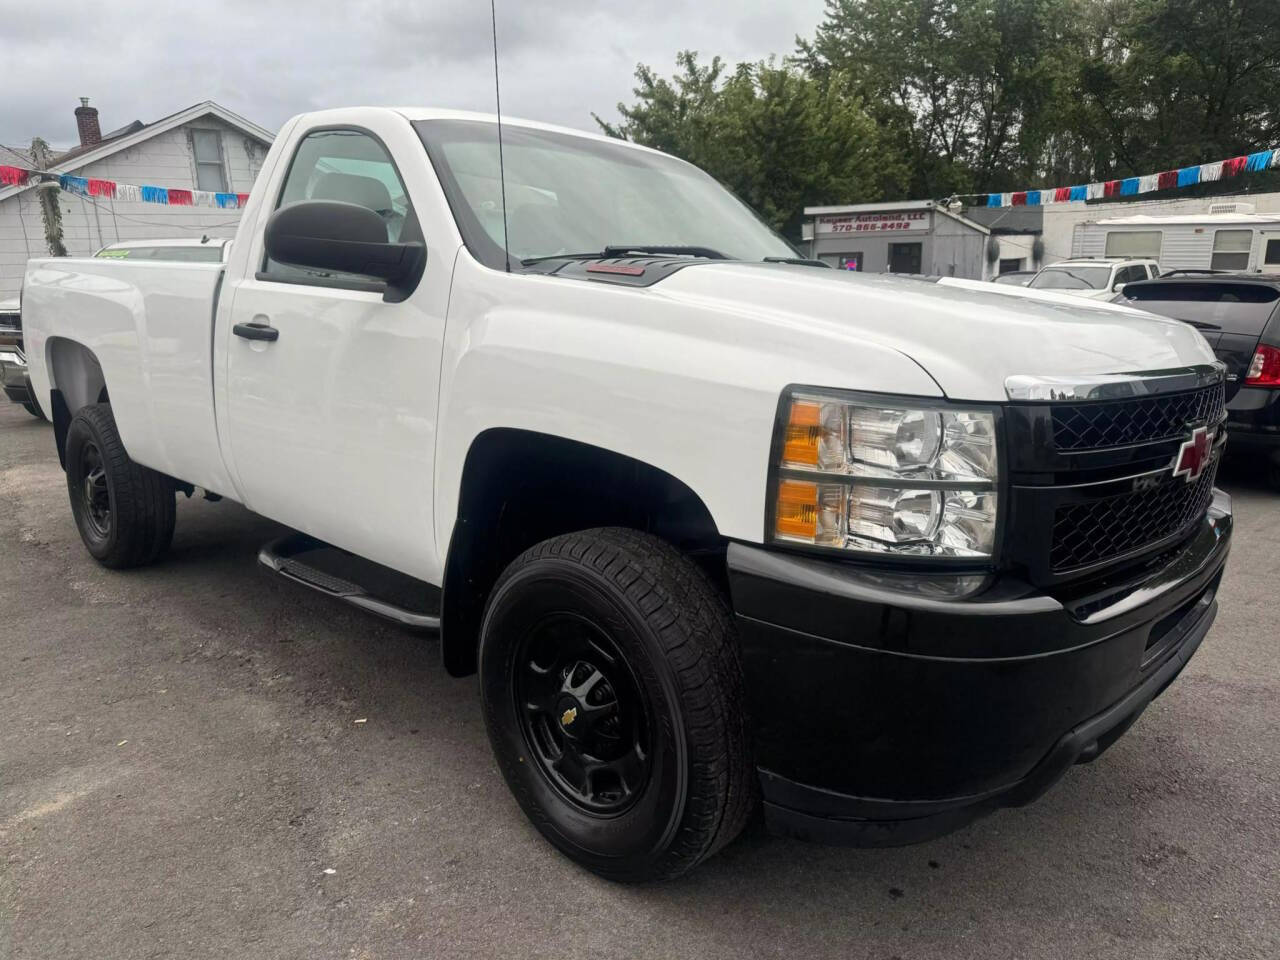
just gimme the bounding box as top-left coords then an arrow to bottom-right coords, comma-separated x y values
489,0 -> 511,272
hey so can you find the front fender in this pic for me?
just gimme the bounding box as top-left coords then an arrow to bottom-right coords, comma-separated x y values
433,254 -> 942,558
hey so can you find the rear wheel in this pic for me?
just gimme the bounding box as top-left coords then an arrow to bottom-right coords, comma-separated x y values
22,400 -> 43,419
65,403 -> 176,568
479,527 -> 753,881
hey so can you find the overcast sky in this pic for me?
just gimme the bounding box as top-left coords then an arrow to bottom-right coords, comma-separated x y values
1,0 -> 829,149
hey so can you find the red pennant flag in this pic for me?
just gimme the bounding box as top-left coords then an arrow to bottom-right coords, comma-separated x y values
1104,180 -> 1120,197
1157,170 -> 1178,190
1222,156 -> 1248,177
1054,187 -> 1070,202
236,193 -> 249,207
0,165 -> 30,187
88,178 -> 116,198
167,188 -> 193,206
1011,191 -> 1027,206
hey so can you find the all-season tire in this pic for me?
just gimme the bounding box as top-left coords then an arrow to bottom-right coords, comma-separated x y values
479,527 -> 754,882
65,403 -> 176,568
22,400 -> 44,419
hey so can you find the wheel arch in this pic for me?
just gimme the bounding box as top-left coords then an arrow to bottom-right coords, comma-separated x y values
45,337 -> 109,469
439,428 -> 725,677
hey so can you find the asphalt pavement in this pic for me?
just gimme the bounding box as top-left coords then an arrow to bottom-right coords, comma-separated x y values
1,401 -> 1277,959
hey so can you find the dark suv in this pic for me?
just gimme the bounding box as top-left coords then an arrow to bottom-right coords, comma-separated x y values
1117,274 -> 1280,487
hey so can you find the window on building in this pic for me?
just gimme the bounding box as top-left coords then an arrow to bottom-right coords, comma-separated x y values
1104,230 -> 1162,261
1263,238 -> 1280,267
192,129 -> 228,192
998,257 -> 1024,274
889,242 -> 922,274
1211,229 -> 1252,271
840,253 -> 863,271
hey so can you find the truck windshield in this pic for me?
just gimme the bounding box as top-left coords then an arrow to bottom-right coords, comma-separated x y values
414,119 -> 797,270
1029,266 -> 1112,290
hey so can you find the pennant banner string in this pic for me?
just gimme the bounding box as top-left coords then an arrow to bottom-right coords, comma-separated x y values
962,146 -> 1280,208
0,163 -> 248,209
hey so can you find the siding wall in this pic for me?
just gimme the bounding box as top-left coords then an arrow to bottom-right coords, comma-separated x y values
0,116 -> 270,299
1044,190 -> 1280,268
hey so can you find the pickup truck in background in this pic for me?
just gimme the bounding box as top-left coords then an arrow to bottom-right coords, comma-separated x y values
21,108 -> 1233,881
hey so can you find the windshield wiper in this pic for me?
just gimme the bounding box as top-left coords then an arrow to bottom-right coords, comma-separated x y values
601,244 -> 728,259
520,252 -> 607,266
763,256 -> 830,268
521,244 -> 730,268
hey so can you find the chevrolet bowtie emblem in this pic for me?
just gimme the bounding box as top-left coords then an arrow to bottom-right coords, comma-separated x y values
1172,425 -> 1215,483
560,707 -> 578,727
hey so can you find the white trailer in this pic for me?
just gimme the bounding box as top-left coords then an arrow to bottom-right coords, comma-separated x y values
1071,203 -> 1280,274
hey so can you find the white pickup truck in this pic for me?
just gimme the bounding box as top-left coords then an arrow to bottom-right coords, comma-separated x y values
21,108 -> 1232,881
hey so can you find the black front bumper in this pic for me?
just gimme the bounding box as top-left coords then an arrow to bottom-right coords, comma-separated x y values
727,491 -> 1232,846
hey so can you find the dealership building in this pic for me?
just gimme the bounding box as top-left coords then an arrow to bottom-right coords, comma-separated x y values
800,200 -> 1051,280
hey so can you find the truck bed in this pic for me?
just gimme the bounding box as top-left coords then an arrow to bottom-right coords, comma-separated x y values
21,257 -> 237,497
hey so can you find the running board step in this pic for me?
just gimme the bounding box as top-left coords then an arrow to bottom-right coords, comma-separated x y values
258,533 -> 440,630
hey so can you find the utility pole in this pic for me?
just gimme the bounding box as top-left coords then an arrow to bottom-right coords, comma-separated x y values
30,137 -> 67,257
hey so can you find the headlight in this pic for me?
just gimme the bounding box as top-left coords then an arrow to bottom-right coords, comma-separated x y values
772,391 -> 999,558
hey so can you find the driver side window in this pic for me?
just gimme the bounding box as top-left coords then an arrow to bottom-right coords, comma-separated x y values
262,128 -> 418,286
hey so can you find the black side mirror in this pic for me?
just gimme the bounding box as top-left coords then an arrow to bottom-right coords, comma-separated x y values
263,200 -> 426,303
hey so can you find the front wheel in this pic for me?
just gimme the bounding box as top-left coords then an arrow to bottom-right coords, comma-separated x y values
479,528 -> 754,882
65,403 -> 176,568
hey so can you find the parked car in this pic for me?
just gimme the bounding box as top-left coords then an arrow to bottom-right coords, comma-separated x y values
1029,258 -> 1160,299
992,269 -> 1036,286
1116,274 -> 1280,487
0,296 -> 41,419
94,237 -> 231,262
20,107 -> 1232,881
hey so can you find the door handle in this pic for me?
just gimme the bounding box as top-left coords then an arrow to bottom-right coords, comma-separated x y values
233,321 -> 279,342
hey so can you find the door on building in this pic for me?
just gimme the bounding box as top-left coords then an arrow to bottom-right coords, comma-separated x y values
889,242 -> 922,274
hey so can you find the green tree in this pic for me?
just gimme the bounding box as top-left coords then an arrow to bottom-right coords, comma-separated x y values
797,0 -> 1089,196
596,53 -> 896,236
1075,0 -> 1280,176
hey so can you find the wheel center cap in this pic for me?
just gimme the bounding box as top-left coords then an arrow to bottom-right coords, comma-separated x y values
556,696 -> 583,736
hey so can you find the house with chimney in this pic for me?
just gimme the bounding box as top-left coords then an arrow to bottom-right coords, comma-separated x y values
0,99 -> 274,298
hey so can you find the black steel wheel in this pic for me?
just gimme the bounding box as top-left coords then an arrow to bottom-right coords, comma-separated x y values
479,527 -> 754,882
515,613 -> 651,815
78,438 -> 113,540
65,403 -> 176,568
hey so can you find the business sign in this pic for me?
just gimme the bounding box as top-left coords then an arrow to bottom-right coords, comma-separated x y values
817,211 -> 928,235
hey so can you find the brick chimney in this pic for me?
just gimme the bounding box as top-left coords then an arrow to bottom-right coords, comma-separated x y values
74,97 -> 101,148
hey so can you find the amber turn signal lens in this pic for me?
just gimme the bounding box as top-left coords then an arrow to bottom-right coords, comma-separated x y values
782,400 -> 822,466
774,478 -> 819,540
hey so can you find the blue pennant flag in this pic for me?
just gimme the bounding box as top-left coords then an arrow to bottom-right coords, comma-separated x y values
59,175 -> 89,196
987,193 -> 1001,207
1177,166 -> 1201,187
1026,190 -> 1041,206
1120,178 -> 1139,195
1068,185 -> 1087,202
215,192 -> 239,208
1246,150 -> 1272,172
140,185 -> 169,204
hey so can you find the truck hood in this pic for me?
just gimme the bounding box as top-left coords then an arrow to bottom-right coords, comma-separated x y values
655,263 -> 1216,401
